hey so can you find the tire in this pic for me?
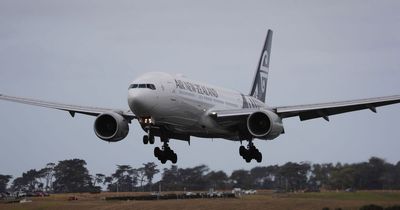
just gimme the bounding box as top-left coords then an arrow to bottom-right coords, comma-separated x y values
239,146 -> 246,156
245,157 -> 252,163
166,149 -> 173,159
154,147 -> 161,157
256,152 -> 262,163
143,135 -> 149,144
161,158 -> 167,164
171,153 -> 178,164
149,136 -> 155,144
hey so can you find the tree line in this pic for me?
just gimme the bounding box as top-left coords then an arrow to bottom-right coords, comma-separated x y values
1,157 -> 400,193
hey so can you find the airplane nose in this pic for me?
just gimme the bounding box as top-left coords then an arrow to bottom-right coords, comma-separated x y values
128,89 -> 156,116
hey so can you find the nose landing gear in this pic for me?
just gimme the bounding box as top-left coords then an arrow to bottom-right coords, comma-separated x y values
239,140 -> 262,163
141,117 -> 155,145
143,134 -> 155,144
154,140 -> 177,164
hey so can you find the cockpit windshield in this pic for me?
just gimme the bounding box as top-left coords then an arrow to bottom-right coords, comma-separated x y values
129,83 -> 156,90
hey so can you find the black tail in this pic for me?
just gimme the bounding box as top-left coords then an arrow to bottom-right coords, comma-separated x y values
249,29 -> 273,103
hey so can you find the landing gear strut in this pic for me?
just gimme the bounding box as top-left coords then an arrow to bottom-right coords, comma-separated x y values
154,140 -> 177,164
239,140 -> 262,163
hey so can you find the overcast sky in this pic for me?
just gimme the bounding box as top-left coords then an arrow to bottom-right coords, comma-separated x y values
1,0 -> 399,179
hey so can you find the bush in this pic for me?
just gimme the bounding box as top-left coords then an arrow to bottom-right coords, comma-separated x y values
386,205 -> 400,210
359,204 -> 384,210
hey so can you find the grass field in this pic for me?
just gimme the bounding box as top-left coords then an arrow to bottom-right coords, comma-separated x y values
1,190 -> 400,210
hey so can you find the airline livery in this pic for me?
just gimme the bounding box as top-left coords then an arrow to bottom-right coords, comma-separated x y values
1,29 -> 400,164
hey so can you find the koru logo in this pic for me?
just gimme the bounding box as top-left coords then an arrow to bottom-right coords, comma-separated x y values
261,76 -> 267,92
262,50 -> 269,67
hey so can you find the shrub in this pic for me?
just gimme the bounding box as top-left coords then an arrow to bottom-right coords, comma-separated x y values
359,204 -> 384,210
386,205 -> 400,210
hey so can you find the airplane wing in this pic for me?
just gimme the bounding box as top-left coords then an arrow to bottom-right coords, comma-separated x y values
0,93 -> 136,120
275,95 -> 400,121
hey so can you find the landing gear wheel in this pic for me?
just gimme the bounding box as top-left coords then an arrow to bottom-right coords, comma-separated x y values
245,157 -> 252,163
160,158 -> 167,164
171,153 -> 177,164
154,147 -> 161,158
149,136 -> 155,144
143,135 -> 149,144
239,146 -> 246,157
255,152 -> 262,163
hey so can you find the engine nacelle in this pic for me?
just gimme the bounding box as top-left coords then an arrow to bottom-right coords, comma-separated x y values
246,110 -> 284,140
94,112 -> 129,142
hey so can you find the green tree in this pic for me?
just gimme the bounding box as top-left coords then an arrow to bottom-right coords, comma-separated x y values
160,165 -> 209,191
250,167 -> 269,189
137,167 -> 147,191
104,176 -> 114,191
110,165 -> 138,192
277,162 -> 310,191
25,169 -> 40,191
178,165 -> 209,191
0,174 -> 12,192
309,163 -> 334,189
38,163 -> 55,192
160,165 -> 179,191
53,159 -> 92,193
367,157 -> 386,189
143,162 -> 159,191
329,165 -> 356,190
11,169 -> 40,191
93,173 -> 106,188
11,177 -> 25,191
230,170 -> 252,189
205,170 -> 228,190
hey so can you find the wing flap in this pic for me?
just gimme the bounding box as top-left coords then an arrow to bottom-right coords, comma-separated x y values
276,95 -> 400,121
210,108 -> 261,118
208,108 -> 262,127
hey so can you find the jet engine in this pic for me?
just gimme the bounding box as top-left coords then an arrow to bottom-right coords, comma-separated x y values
94,112 -> 129,142
246,110 -> 284,140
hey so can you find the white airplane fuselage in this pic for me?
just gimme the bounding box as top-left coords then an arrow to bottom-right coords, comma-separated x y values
128,72 -> 275,140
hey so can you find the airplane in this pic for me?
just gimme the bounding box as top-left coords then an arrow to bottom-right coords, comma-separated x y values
1,29 -> 400,164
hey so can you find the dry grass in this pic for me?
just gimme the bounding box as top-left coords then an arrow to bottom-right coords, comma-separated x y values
1,190 -> 400,210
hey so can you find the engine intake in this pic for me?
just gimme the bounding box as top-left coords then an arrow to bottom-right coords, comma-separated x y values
94,112 -> 129,142
246,110 -> 283,139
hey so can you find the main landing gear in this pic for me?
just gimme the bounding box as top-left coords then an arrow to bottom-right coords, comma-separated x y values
141,125 -> 177,164
239,140 -> 262,163
154,141 -> 177,164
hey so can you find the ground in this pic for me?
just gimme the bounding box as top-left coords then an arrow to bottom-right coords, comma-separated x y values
1,190 -> 400,210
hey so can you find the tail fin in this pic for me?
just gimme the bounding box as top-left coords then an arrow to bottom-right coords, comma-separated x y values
249,29 -> 273,103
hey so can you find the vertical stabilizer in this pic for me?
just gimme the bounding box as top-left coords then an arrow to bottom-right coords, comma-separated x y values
249,29 -> 273,103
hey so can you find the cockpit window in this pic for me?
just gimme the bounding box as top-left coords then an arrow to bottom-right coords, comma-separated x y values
147,84 -> 156,90
129,84 -> 156,90
129,84 -> 138,89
